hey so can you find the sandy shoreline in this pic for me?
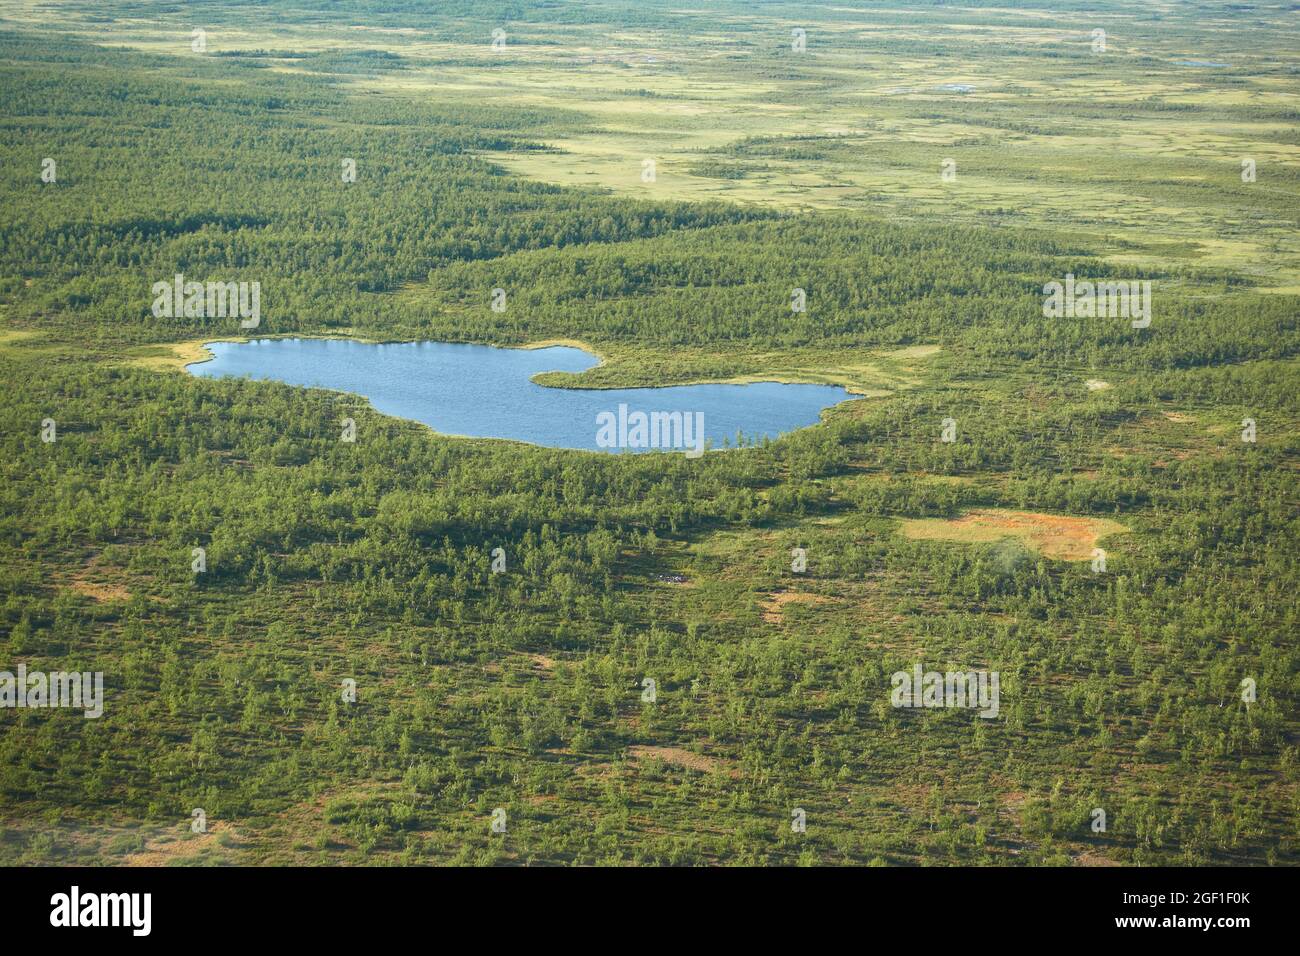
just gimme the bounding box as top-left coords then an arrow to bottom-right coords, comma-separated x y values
134,334 -> 919,401
131,334 -> 607,373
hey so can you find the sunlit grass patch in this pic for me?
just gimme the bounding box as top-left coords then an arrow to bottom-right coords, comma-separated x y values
896,509 -> 1130,561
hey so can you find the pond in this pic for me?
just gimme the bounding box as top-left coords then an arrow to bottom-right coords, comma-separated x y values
187,338 -> 858,454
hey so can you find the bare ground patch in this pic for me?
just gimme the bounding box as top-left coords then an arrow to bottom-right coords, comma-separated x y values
897,509 -> 1129,561
64,551 -> 136,603
628,745 -> 737,777
527,653 -> 556,671
760,590 -> 831,624
122,821 -> 238,867
1073,848 -> 1121,867
67,579 -> 132,603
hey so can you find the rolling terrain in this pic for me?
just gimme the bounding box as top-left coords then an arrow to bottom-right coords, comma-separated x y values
0,0 -> 1296,866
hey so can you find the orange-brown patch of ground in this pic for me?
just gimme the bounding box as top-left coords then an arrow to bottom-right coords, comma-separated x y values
628,745 -> 736,777
998,790 -> 1029,826
897,509 -> 1129,561
1073,849 -> 1120,867
64,550 -> 153,603
760,590 -> 831,623
67,579 -> 131,603
122,821 -> 237,866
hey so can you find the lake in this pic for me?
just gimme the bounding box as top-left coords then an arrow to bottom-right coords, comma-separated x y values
187,338 -> 858,453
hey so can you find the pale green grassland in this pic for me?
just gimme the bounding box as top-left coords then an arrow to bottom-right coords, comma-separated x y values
3,0 -> 1295,289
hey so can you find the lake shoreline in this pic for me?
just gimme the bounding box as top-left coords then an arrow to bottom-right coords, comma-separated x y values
186,337 -> 860,453
152,333 -> 900,398
132,333 -> 607,376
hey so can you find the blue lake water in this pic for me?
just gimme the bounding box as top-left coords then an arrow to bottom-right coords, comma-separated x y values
187,338 -> 858,453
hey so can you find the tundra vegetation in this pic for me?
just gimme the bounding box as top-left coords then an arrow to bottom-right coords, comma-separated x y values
0,0 -> 1296,865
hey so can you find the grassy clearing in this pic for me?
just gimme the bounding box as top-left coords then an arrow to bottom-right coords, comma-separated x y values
896,509 -> 1131,561
122,339 -> 217,372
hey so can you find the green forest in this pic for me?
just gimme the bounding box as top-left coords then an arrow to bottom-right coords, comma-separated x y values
0,0 -> 1296,865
